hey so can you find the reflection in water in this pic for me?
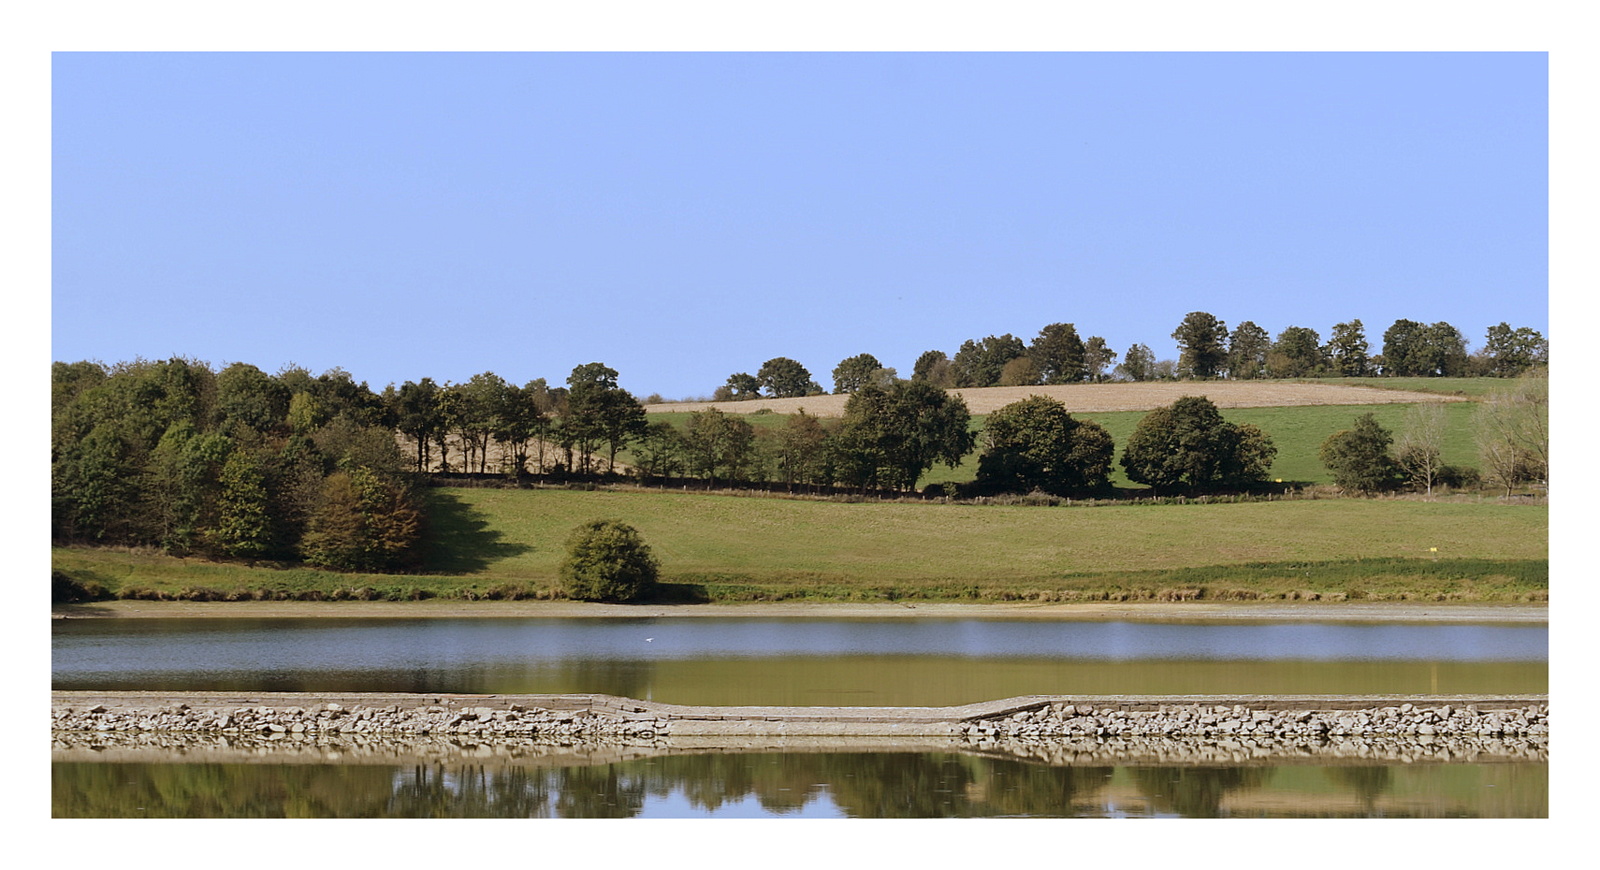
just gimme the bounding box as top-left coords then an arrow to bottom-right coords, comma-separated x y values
51,751 -> 1547,818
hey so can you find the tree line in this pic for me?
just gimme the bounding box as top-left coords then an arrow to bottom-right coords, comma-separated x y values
705,316 -> 1547,400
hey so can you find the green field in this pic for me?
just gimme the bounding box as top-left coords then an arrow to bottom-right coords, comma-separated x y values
54,486 -> 1547,604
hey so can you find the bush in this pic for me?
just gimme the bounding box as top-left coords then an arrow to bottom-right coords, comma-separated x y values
52,570 -> 112,604
560,519 -> 660,603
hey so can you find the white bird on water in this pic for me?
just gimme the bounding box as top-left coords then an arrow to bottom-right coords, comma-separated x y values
645,637 -> 654,642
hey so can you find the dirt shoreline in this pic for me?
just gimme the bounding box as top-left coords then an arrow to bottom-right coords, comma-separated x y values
53,599 -> 1548,623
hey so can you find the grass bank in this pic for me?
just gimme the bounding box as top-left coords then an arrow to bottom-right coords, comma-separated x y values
53,487 -> 1547,605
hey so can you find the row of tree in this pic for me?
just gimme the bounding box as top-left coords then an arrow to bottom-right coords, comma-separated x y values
1320,373 -> 1549,497
710,317 -> 1547,400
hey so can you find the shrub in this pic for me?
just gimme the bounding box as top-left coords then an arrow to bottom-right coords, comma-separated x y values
559,519 -> 661,603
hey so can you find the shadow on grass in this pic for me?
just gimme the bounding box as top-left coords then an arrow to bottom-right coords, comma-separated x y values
420,489 -> 533,574
642,583 -> 713,604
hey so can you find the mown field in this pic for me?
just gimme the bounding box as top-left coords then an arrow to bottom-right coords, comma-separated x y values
54,487 -> 1548,604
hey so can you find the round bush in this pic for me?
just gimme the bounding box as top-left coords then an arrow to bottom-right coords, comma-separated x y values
560,519 -> 660,603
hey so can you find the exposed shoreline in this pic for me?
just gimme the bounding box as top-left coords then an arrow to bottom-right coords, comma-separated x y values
52,599 -> 1550,623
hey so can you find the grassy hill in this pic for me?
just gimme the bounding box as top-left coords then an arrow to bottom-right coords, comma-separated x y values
54,487 -> 1548,604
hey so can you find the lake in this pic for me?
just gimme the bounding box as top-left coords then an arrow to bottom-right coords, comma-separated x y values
51,615 -> 1548,818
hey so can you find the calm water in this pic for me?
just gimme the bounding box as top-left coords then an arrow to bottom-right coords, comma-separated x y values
52,617 -> 1548,704
52,616 -> 1548,817
51,752 -> 1547,818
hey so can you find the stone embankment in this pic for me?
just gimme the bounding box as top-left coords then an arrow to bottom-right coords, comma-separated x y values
961,701 -> 1549,741
53,692 -> 1547,743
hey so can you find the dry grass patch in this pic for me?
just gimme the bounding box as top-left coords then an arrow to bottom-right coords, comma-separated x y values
648,382 -> 1467,418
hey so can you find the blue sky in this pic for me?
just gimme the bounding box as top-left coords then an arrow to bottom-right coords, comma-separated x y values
52,52 -> 1547,398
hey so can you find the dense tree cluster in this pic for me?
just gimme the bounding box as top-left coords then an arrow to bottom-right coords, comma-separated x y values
52,358 -> 423,571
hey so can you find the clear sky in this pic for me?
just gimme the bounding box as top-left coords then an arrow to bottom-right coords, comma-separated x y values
52,52 -> 1548,398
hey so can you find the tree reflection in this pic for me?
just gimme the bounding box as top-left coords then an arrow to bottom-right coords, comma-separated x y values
1129,766 -> 1270,818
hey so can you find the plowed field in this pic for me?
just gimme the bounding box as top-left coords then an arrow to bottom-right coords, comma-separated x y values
648,381 -> 1467,418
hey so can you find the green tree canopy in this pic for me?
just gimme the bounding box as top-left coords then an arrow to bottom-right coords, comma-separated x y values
1120,396 -> 1276,492
1116,343 -> 1156,382
1028,323 -> 1086,384
1227,321 -> 1270,380
951,334 -> 1026,388
975,396 -> 1115,495
1172,312 -> 1228,379
840,381 -> 975,491
1267,326 -> 1324,378
1326,319 -> 1370,377
1319,413 -> 1403,494
831,353 -> 884,394
757,357 -> 817,398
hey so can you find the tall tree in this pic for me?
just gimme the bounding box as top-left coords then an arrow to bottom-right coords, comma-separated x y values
723,372 -> 763,400
975,395 -> 1115,494
831,353 -> 885,394
1267,326 -> 1324,378
951,334 -> 1027,388
1226,321 -> 1271,380
1480,323 -> 1548,377
1082,337 -> 1116,383
216,362 -> 290,434
1028,323 -> 1086,384
1382,319 -> 1467,376
1171,312 -> 1228,379
214,449 -> 275,560
1116,343 -> 1156,382
839,381 -> 975,491
757,357 -> 817,398
683,408 -> 755,488
1325,319 -> 1370,377
564,363 -> 644,474
911,350 -> 953,387
1475,371 -> 1548,495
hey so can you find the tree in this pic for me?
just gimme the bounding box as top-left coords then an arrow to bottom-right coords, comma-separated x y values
757,357 -> 816,398
840,381 -> 976,491
911,350 -> 954,387
1476,371 -> 1548,495
1171,312 -> 1228,379
560,519 -> 660,603
1480,323 -> 1548,377
774,409 -> 833,490
1326,320 -> 1370,377
1227,321 -> 1271,380
1115,343 -> 1156,382
564,363 -> 645,474
683,408 -> 756,488
216,362 -> 290,434
214,448 -> 274,560
831,353 -> 884,394
1319,414 -> 1403,494
951,334 -> 1027,388
975,396 -> 1115,494
997,355 -> 1042,386
1382,319 -> 1467,376
634,420 -> 685,481
1120,396 -> 1276,492
299,466 -> 422,572
1395,403 -> 1446,495
723,372 -> 762,400
1028,323 -> 1086,384
1082,337 -> 1116,383
1267,326 -> 1323,378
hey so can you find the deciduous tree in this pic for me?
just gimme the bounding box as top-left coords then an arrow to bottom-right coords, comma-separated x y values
840,381 -> 975,491
1028,323 -> 1086,384
1120,396 -> 1276,492
831,353 -> 884,394
975,396 -> 1114,494
1227,322 -> 1270,380
1319,413 -> 1403,494
1172,312 -> 1228,379
757,357 -> 817,398
951,334 -> 1026,388
1326,320 -> 1370,377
